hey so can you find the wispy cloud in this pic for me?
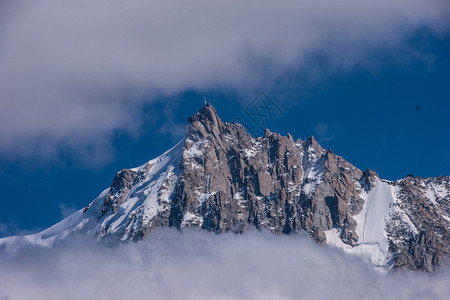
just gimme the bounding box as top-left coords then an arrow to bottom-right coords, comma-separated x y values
1,0 -> 448,165
58,203 -> 78,219
0,229 -> 448,299
314,122 -> 344,143
0,218 -> 40,238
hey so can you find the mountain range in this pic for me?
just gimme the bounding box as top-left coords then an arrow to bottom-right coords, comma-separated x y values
1,104 -> 448,272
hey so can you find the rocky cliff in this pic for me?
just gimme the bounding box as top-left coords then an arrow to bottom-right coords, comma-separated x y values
1,104 -> 448,272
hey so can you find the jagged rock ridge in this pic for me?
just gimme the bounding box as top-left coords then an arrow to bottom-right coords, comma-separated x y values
0,104 -> 448,272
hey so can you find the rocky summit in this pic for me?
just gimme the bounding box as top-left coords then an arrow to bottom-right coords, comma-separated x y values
1,104 -> 449,272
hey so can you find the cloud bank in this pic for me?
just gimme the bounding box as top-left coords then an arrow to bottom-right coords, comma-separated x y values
0,230 -> 448,300
1,0 -> 449,164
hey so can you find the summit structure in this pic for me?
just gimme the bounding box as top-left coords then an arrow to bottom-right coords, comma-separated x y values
1,104 -> 449,272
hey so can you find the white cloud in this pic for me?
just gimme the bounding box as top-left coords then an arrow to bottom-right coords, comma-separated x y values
314,122 -> 344,143
0,0 -> 449,164
0,229 -> 448,299
58,203 -> 78,219
0,219 -> 39,239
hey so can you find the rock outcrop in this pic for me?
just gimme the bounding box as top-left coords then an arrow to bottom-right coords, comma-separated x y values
170,105 -> 366,247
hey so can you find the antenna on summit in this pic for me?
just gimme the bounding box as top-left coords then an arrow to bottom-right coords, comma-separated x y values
204,96 -> 207,105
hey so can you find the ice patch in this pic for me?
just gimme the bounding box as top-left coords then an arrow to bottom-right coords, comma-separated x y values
194,191 -> 217,204
240,141 -> 262,159
183,140 -> 207,159
301,155 -> 325,196
181,212 -> 203,227
233,192 -> 243,200
241,148 -> 257,158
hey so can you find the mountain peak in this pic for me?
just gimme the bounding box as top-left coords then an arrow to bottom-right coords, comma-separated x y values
305,135 -> 324,153
1,102 -> 449,274
189,103 -> 217,121
186,104 -> 225,140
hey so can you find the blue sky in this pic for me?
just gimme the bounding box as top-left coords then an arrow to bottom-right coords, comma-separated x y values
0,0 -> 449,236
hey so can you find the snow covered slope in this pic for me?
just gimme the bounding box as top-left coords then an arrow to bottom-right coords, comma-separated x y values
0,140 -> 184,255
326,179 -> 417,271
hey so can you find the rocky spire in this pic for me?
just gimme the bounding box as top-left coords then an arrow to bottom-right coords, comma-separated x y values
305,136 -> 324,153
186,104 -> 225,141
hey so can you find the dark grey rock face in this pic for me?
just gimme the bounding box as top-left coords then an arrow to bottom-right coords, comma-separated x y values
169,105 -> 365,246
102,169 -> 137,215
386,176 -> 450,272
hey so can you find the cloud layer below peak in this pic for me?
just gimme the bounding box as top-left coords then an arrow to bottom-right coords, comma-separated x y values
0,230 -> 449,299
